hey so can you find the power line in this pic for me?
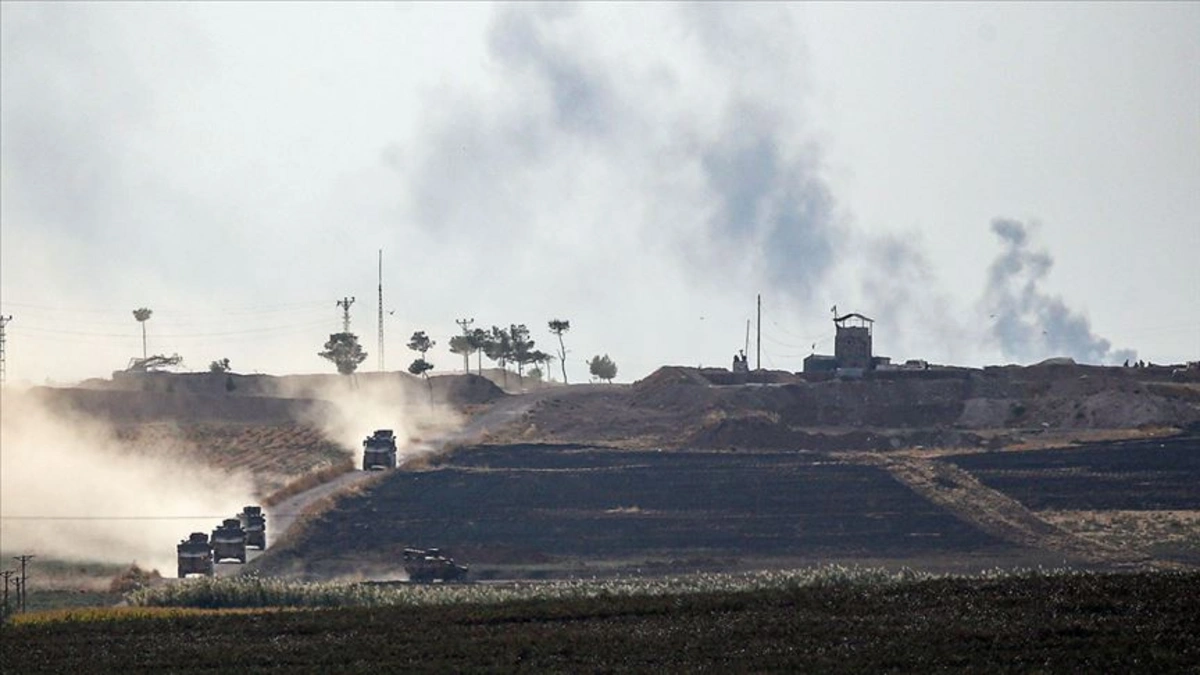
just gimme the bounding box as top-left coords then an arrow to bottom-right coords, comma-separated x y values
13,318 -> 331,338
1,314 -> 11,387
336,297 -> 356,333
1,570 -> 14,616
1,300 -> 330,316
12,555 -> 33,613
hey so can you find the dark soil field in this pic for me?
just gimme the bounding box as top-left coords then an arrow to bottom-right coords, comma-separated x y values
4,572 -> 1197,674
945,435 -> 1200,511
260,444 -> 1054,580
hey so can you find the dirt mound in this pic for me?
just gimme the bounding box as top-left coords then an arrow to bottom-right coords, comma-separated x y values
28,386 -> 330,425
88,371 -> 505,412
429,373 -> 507,406
522,364 -> 1200,449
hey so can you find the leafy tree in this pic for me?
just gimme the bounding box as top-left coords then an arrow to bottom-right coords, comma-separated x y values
483,325 -> 513,387
508,324 -> 538,386
524,349 -> 551,384
548,319 -> 570,384
449,334 -> 475,373
407,330 -> 436,398
408,358 -> 434,401
407,331 -> 435,360
468,327 -> 489,375
407,330 -> 434,356
209,358 -> 231,373
408,358 -> 434,377
319,332 -> 367,375
587,354 -> 618,383
132,307 -> 153,359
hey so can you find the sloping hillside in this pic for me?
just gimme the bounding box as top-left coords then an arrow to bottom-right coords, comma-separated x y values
488,364 -> 1200,449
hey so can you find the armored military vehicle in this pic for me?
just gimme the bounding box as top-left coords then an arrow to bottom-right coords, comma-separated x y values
177,532 -> 214,578
211,518 -> 247,564
362,429 -> 398,471
403,548 -> 468,583
238,505 -> 267,549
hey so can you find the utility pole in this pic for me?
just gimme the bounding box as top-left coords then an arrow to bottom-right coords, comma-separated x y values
1,570 -> 14,616
336,297 -> 356,333
378,250 -> 385,372
756,294 -> 762,371
0,314 -> 12,387
744,319 -> 750,357
13,554 -> 33,612
456,318 -> 475,373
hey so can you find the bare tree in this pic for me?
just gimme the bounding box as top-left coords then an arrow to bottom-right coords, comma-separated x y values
548,319 -> 570,384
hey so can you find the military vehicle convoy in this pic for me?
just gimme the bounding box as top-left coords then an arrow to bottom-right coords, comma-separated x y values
211,518 -> 248,564
403,548 -> 469,583
176,506 -> 269,577
239,505 -> 267,549
176,532 -> 215,578
362,429 -> 399,470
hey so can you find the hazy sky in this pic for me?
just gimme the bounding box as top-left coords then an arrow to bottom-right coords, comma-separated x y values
2,2 -> 1197,384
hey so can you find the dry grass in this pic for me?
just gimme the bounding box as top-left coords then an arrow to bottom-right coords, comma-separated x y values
1001,427 -> 1181,452
11,605 -> 293,626
261,458 -> 355,507
1041,510 -> 1200,557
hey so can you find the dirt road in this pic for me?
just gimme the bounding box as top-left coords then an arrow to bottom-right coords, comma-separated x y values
234,388 -> 572,574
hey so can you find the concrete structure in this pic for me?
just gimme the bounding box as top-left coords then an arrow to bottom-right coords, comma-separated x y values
834,313 -> 873,370
803,311 -> 879,375
803,354 -> 837,373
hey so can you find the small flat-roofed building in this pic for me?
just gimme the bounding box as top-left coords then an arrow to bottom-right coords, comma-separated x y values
803,354 -> 837,373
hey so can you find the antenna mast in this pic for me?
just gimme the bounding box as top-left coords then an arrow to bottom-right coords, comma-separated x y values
378,250 -> 384,372
756,293 -> 761,371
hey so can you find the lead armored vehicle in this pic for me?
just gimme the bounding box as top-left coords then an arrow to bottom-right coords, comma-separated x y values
362,429 -> 398,470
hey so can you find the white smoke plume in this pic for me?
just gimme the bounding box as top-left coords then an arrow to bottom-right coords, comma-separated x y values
0,387 -> 256,575
984,218 -> 1136,365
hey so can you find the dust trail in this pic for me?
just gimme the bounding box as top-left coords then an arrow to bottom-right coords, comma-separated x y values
277,373 -> 463,465
984,218 -> 1135,365
0,387 -> 255,575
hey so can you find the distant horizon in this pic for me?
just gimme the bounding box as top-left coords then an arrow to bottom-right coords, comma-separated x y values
9,355 -> 1194,391
4,3 -> 1197,385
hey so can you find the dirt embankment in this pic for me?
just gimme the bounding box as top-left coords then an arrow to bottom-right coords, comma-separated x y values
23,371 -> 508,498
493,364 -> 1200,450
80,370 -> 506,410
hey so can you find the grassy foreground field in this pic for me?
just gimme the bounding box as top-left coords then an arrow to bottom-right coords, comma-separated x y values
3,570 -> 1197,673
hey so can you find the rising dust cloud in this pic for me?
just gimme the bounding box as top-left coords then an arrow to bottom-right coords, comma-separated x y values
0,371 -> 465,578
0,388 -> 256,575
284,373 -> 463,465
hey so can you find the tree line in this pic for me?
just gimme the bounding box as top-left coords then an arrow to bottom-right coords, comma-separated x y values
317,318 -> 617,384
